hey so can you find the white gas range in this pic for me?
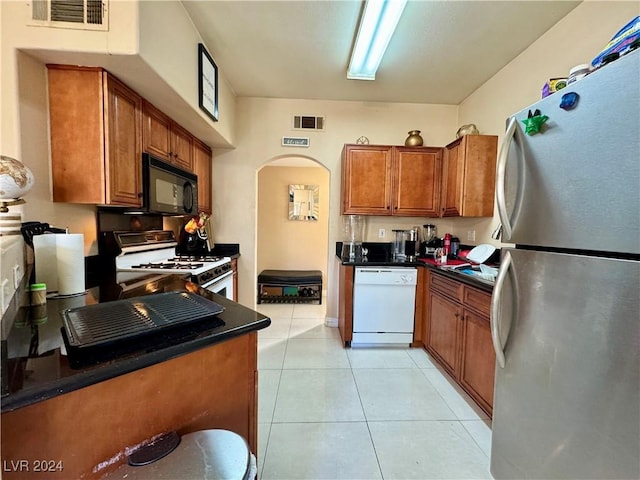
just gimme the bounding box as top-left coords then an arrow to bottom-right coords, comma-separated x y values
111,231 -> 234,300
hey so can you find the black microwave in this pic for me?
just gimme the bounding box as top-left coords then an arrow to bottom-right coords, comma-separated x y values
143,153 -> 198,215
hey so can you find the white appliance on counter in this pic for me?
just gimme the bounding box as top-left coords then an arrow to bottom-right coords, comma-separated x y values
110,231 -> 234,301
352,267 -> 417,344
490,51 -> 639,479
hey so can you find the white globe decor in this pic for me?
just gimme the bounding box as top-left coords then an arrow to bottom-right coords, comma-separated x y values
0,155 -> 34,212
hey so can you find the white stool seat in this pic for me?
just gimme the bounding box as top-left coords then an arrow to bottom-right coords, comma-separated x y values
104,429 -> 255,480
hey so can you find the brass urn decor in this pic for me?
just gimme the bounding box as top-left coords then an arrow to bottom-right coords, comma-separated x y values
455,123 -> 480,138
404,130 -> 423,146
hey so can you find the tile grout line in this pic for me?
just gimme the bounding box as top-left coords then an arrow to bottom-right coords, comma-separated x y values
347,347 -> 386,480
258,305 -> 293,479
260,304 -> 492,477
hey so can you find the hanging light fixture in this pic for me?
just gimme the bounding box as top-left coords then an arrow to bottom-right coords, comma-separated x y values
347,0 -> 408,81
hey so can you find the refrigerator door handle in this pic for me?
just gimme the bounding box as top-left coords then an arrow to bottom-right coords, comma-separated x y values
490,250 -> 512,368
496,117 -> 517,240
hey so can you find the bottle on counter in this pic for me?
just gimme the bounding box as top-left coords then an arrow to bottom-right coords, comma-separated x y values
450,237 -> 460,258
443,233 -> 451,256
30,283 -> 47,305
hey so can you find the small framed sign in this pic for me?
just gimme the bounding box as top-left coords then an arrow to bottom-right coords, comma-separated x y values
282,136 -> 310,147
198,43 -> 218,122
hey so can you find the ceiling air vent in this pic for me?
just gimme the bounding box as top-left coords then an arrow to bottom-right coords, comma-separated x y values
30,0 -> 108,31
293,115 -> 325,131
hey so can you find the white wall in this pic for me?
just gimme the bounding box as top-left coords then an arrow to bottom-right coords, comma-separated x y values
138,1 -> 236,146
456,1 -> 640,246
0,0 -> 236,257
257,165 -> 330,285
212,97 -> 459,316
3,0 -> 636,320
212,2 -> 640,318
1,0 -> 138,160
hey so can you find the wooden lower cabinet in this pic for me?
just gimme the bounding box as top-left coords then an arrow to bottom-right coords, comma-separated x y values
428,292 -> 462,376
460,309 -> 495,414
424,270 -> 495,416
1,334 -> 258,480
338,264 -> 354,346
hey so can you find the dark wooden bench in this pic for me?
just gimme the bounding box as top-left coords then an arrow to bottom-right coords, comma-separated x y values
257,270 -> 322,304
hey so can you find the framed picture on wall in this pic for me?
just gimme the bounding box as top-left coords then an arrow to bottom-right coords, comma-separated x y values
198,43 -> 218,122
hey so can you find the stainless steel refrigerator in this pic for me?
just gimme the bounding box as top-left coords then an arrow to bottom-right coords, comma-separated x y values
490,50 -> 639,479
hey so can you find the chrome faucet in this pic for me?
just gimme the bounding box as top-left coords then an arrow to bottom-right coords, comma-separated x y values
491,223 -> 503,240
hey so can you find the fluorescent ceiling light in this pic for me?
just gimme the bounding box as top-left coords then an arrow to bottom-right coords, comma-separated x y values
347,0 -> 408,81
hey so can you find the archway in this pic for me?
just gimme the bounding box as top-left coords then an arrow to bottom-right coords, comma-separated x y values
256,155 -> 331,313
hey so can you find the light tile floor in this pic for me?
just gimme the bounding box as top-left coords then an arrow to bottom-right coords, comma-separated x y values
255,301 -> 493,480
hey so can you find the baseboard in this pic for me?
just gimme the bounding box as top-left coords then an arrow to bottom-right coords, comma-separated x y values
325,316 -> 338,327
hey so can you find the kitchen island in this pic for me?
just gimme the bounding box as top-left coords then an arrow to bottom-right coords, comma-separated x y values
1,273 -> 270,479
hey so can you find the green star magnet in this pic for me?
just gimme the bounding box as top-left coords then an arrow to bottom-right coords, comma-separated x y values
522,109 -> 549,135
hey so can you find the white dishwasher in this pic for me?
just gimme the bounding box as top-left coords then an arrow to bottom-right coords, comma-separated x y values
352,267 -> 418,345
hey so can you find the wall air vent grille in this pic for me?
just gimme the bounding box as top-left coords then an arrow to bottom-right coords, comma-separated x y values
30,0 -> 108,31
293,115 -> 325,131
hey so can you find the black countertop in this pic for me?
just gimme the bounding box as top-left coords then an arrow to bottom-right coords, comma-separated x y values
1,272 -> 270,413
335,242 -> 495,292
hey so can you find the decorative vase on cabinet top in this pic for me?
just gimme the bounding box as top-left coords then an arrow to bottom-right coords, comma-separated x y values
404,130 -> 423,146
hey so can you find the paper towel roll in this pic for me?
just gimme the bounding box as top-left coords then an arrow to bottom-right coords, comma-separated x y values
57,234 -> 85,295
33,234 -> 59,292
33,233 -> 85,295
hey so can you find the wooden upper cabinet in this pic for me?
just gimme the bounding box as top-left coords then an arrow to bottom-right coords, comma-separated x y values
105,75 -> 143,206
441,139 -> 463,217
440,134 -> 498,217
341,144 -> 441,216
142,100 -> 172,160
192,138 -> 212,214
393,147 -> 442,216
170,123 -> 193,171
142,101 -> 193,171
341,144 -> 392,215
47,65 -> 142,207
